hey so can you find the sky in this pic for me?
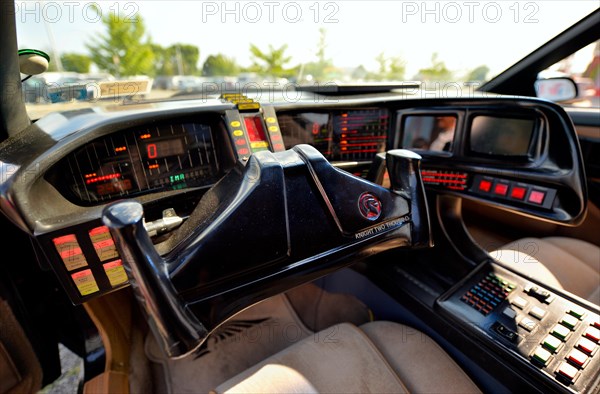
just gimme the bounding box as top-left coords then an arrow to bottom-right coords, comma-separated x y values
14,1 -> 599,80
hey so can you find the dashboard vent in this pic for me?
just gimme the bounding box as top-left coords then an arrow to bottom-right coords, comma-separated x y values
421,169 -> 468,191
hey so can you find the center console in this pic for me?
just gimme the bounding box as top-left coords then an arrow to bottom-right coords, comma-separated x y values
436,262 -> 600,393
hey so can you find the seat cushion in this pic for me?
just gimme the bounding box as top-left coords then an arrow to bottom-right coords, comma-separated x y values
492,237 -> 600,305
212,322 -> 480,394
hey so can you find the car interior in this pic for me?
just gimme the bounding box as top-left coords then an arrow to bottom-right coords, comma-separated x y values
0,3 -> 599,394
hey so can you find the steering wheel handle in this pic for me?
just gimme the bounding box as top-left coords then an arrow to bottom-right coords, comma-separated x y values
103,144 -> 431,358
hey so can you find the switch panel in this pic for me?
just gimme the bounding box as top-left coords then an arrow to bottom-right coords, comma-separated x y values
437,263 -> 600,393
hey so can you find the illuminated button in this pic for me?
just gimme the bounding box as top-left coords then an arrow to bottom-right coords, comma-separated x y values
230,121 -> 241,127
53,234 -> 88,271
542,335 -> 562,353
519,317 -> 537,332
235,139 -> 246,146
576,337 -> 597,355
551,324 -> 571,341
273,143 -> 284,151
556,362 -> 578,382
510,186 -> 527,200
583,326 -> 600,342
238,148 -> 249,155
528,190 -> 546,204
103,260 -> 128,287
567,349 -> 588,368
233,129 -> 244,137
529,306 -> 546,320
89,226 -> 119,262
511,296 -> 528,309
268,126 -> 279,132
532,347 -> 552,366
478,179 -> 492,192
270,134 -> 282,141
568,306 -> 586,320
561,315 -> 579,330
71,269 -> 99,296
266,117 -> 276,124
493,183 -> 509,196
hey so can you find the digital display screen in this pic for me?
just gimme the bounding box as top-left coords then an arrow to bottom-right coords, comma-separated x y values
470,116 -> 535,156
278,109 -> 389,161
402,115 -> 457,152
52,121 -> 226,204
144,138 -> 185,159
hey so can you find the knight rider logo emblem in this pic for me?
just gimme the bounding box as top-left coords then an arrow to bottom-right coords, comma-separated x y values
358,192 -> 382,221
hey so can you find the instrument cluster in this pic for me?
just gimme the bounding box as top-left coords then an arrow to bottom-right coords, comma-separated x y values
46,116 -> 233,205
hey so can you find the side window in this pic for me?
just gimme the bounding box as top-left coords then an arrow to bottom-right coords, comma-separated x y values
540,40 -> 599,108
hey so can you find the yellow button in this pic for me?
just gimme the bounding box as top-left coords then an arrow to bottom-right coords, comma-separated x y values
230,121 -> 241,127
266,117 -> 276,124
233,130 -> 244,137
251,141 -> 269,149
268,126 -> 279,132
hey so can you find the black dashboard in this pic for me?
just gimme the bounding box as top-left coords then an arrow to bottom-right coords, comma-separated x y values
0,91 -> 586,306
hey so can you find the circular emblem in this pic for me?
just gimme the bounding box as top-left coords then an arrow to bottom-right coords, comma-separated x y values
358,192 -> 382,221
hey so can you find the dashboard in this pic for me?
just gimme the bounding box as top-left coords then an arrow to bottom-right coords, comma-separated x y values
0,92 -> 586,306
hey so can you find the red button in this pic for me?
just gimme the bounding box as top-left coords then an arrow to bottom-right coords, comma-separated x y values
576,338 -> 596,354
235,139 -> 246,146
528,190 -> 546,204
511,186 -> 527,200
238,148 -> 249,155
584,326 -> 600,342
478,180 -> 492,192
494,183 -> 509,196
567,349 -> 588,367
557,362 -> 578,381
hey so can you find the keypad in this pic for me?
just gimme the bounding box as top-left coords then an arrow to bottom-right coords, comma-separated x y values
461,273 -> 515,316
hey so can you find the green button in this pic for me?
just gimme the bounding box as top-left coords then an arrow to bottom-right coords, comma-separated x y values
543,335 -> 562,353
568,306 -> 585,319
532,347 -> 552,365
561,315 -> 578,330
551,324 -> 570,341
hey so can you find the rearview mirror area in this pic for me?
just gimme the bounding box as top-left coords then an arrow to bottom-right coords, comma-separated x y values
534,77 -> 578,102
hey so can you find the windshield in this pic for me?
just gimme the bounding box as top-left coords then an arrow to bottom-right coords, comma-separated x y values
15,1 -> 599,118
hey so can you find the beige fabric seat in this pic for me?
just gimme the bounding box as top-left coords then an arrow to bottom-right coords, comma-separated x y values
212,321 -> 481,393
492,237 -> 600,305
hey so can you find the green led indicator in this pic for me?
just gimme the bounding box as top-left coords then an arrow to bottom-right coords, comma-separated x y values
169,173 -> 185,183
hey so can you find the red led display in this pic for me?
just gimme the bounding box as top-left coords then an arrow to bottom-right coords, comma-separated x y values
478,180 -> 492,192
244,117 -> 267,143
528,190 -> 546,204
494,183 -> 509,196
511,186 -> 527,200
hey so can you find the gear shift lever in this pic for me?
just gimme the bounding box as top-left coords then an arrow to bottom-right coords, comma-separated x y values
386,149 -> 433,248
102,201 -> 206,358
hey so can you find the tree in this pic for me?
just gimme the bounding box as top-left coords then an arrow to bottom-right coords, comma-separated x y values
86,11 -> 154,77
416,53 -> 453,82
202,54 -> 240,76
61,53 -> 92,73
465,65 -> 490,82
300,28 -> 335,82
153,44 -> 200,76
249,44 -> 295,78
369,52 -> 406,81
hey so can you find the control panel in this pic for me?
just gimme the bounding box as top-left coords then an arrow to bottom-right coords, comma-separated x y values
221,94 -> 285,163
437,263 -> 600,393
40,221 -> 129,304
